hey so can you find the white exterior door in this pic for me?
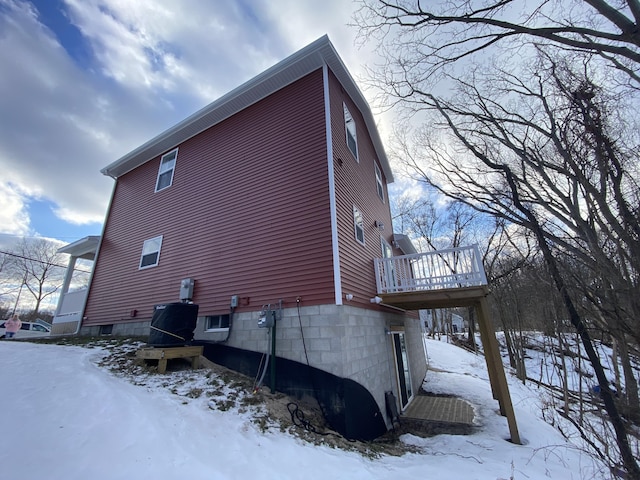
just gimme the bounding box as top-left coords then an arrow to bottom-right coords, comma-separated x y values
391,331 -> 413,410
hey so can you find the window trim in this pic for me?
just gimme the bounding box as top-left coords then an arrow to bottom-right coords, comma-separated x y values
155,148 -> 178,192
353,205 -> 365,245
139,235 -> 163,269
375,163 -> 384,201
343,103 -> 358,161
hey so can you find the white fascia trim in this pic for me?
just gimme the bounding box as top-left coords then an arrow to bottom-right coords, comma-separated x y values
324,64 -> 342,306
74,179 -> 116,333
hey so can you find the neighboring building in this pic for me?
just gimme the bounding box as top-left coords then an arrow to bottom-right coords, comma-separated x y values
58,36 -> 426,440
421,309 -> 466,334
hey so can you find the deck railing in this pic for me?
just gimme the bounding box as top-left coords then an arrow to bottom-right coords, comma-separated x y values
374,245 -> 488,294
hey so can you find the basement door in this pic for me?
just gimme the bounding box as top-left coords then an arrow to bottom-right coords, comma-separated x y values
391,331 -> 413,410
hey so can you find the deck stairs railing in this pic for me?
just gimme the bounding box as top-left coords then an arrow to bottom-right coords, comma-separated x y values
374,244 -> 487,295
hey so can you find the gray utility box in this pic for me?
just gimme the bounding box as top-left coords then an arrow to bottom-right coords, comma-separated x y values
180,278 -> 195,301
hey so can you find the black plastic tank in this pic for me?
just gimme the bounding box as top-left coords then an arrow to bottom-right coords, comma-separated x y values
148,302 -> 199,347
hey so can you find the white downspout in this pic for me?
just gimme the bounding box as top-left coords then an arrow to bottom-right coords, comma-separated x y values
323,63 -> 343,306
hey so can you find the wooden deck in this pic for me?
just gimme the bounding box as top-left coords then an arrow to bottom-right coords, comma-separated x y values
377,282 -> 521,444
379,285 -> 490,310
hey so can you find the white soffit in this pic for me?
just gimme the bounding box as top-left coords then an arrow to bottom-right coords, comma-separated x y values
57,235 -> 101,259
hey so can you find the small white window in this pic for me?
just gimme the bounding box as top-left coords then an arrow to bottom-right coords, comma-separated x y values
344,104 -> 358,160
139,235 -> 163,269
204,314 -> 230,331
155,149 -> 178,191
375,163 -> 384,201
353,206 -> 365,245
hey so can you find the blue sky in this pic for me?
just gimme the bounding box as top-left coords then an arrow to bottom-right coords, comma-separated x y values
0,0 -> 401,247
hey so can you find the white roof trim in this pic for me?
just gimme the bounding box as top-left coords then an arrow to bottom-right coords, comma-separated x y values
101,35 -> 393,183
57,235 -> 101,259
393,234 -> 418,255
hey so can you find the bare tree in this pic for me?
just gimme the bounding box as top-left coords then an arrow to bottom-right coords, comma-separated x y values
391,194 -> 485,250
10,239 -> 66,316
390,193 -> 439,250
421,56 -> 636,477
490,247 -> 539,382
355,0 -> 640,87
356,2 -> 640,475
392,194 -> 494,346
0,251 -> 15,299
0,250 -> 22,313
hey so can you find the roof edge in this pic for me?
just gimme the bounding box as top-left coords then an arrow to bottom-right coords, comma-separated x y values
101,35 -> 393,183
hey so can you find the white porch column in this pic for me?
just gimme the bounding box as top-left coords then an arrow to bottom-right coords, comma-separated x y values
55,256 -> 78,316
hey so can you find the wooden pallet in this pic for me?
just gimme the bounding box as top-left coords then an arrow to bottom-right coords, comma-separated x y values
135,345 -> 204,374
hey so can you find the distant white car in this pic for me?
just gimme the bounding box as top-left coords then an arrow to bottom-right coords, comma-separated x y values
0,320 -> 51,339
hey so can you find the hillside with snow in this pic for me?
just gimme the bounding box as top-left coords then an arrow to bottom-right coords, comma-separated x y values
0,336 -> 609,479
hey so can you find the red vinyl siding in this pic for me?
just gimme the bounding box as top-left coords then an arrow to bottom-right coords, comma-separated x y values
328,71 -> 396,309
85,69 -> 334,325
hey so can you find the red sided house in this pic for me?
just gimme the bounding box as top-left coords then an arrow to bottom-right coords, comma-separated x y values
54,36 -> 427,440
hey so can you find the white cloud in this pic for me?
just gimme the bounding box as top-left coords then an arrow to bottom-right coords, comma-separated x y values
65,0 -> 181,91
63,0 -> 383,107
258,1 -> 381,95
0,182 -> 32,236
0,0 -> 384,236
63,0 -> 287,102
0,0 -> 116,227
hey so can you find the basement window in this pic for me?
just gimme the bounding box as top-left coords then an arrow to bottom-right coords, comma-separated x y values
204,314 -> 230,332
99,325 -> 113,335
155,148 -> 178,192
139,235 -> 163,269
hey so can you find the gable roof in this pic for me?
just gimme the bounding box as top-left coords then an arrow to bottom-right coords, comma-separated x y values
101,35 -> 393,183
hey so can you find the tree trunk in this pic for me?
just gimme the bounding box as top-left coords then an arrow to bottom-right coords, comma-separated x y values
612,336 -> 622,419
556,326 -> 570,417
531,218 -> 640,478
619,337 -> 640,424
500,308 -> 517,370
467,306 -> 477,352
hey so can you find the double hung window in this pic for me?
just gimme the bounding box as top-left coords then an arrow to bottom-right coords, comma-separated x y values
343,104 -> 358,160
139,235 -> 163,269
353,206 -> 365,245
155,149 -> 178,192
375,163 -> 384,201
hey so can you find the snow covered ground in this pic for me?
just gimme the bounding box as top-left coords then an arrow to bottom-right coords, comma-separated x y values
0,337 -> 607,479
